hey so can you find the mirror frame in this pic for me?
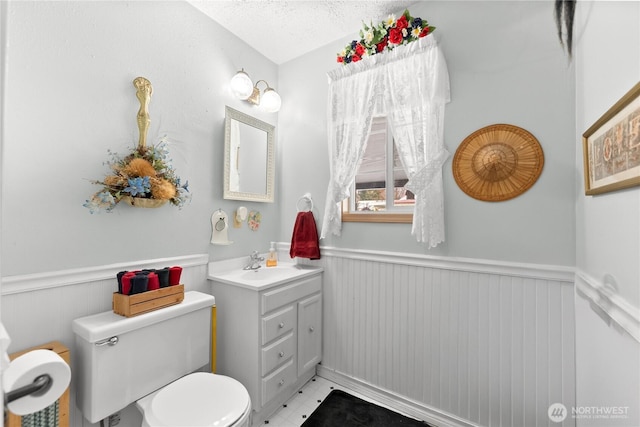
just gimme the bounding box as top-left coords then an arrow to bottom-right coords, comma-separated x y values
223,106 -> 275,203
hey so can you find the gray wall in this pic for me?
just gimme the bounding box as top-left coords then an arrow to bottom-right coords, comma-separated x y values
278,0 -> 576,267
574,1 -> 640,425
1,1 -> 577,275
1,1 -> 281,277
575,0 -> 640,320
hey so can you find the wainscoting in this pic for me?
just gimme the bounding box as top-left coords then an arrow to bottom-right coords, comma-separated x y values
2,249 -> 577,427
300,247 -> 576,427
0,254 -> 210,427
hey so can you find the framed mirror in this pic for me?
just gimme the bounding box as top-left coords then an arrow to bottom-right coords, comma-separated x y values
223,106 -> 275,202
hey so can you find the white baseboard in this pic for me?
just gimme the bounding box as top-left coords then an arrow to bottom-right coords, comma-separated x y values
316,365 -> 479,427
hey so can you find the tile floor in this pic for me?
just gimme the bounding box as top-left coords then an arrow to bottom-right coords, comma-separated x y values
261,376 -> 408,427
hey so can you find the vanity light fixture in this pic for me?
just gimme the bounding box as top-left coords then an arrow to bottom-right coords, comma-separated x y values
247,80 -> 282,113
230,69 -> 281,113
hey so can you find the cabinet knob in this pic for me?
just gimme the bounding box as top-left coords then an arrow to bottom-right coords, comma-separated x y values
309,326 -> 315,332
278,322 -> 285,328
279,351 -> 285,358
278,379 -> 285,386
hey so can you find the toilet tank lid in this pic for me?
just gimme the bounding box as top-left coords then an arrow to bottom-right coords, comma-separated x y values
72,291 -> 215,343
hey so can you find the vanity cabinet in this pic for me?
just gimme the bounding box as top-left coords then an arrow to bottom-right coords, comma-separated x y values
209,267 -> 322,426
297,293 -> 322,373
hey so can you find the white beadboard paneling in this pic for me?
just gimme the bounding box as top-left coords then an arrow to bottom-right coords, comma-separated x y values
0,254 -> 209,427
308,250 -> 576,427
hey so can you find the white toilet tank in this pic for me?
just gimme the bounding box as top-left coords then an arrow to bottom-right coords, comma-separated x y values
72,291 -> 215,424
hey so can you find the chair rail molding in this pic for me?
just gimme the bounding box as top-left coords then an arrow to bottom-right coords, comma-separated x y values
575,269 -> 640,343
285,243 -> 575,282
1,254 -> 209,295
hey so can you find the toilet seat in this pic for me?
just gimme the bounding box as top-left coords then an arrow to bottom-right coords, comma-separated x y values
137,372 -> 251,427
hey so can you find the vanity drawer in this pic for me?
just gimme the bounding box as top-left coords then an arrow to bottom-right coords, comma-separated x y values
261,332 -> 294,376
261,275 -> 322,315
262,358 -> 296,406
262,305 -> 295,344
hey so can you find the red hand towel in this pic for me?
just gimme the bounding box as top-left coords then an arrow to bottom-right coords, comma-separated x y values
290,211 -> 321,260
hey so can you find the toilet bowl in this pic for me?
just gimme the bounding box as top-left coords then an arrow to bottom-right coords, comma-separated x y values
136,372 -> 251,427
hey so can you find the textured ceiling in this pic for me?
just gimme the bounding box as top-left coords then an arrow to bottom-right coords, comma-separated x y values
188,0 -> 419,64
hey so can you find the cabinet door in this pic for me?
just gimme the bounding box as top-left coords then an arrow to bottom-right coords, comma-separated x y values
297,293 -> 322,374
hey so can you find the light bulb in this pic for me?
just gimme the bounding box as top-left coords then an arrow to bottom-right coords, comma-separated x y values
230,70 -> 253,100
260,88 -> 281,113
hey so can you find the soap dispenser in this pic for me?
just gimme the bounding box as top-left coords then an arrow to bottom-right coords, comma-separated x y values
266,242 -> 278,267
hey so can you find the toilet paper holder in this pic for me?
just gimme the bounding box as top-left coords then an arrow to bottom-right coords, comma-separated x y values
4,341 -> 71,426
4,374 -> 53,405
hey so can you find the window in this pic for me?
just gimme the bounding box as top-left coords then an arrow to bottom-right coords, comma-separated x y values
342,117 -> 413,223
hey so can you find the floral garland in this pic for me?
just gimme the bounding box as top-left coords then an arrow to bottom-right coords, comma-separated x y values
84,137 -> 190,213
337,9 -> 436,64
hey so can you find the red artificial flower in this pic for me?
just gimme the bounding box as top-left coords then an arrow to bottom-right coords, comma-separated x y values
396,15 -> 409,30
419,27 -> 430,38
376,36 -> 388,52
337,56 -> 344,63
352,54 -> 361,62
355,43 -> 365,56
389,27 -> 403,44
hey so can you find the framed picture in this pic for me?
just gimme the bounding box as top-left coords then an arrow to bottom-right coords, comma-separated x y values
583,81 -> 640,195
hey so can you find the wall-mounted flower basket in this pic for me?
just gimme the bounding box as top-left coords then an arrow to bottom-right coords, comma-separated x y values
84,77 -> 190,214
121,195 -> 168,208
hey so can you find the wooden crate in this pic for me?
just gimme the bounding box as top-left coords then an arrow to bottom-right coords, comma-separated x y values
113,284 -> 184,317
6,341 -> 70,427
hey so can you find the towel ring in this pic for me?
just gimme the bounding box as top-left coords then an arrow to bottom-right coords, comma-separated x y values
296,193 -> 313,212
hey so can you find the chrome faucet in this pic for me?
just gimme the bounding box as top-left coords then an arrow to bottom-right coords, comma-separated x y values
244,251 -> 264,271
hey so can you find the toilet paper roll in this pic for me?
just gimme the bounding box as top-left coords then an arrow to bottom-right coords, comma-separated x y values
0,322 -> 11,371
3,349 -> 71,415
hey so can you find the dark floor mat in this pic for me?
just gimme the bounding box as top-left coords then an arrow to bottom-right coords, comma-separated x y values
301,389 -> 432,427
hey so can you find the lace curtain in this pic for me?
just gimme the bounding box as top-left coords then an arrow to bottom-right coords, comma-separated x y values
320,35 -> 450,247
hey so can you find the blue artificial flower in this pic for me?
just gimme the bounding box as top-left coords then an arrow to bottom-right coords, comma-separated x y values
83,199 -> 100,214
123,176 -> 151,196
412,17 -> 423,28
98,191 -> 115,204
83,191 -> 116,214
151,138 -> 170,162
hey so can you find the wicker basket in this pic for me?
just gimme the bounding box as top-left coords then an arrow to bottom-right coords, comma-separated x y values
113,285 -> 184,317
121,196 -> 168,208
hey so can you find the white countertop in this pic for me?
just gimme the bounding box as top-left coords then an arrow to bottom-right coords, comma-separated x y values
208,260 -> 322,291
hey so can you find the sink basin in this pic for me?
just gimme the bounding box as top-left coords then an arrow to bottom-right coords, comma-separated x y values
239,268 -> 287,279
209,263 -> 321,290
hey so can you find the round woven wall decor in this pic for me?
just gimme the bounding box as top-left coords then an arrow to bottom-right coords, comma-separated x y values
452,124 -> 544,202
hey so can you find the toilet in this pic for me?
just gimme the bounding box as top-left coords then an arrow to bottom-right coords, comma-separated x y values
72,291 -> 251,426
